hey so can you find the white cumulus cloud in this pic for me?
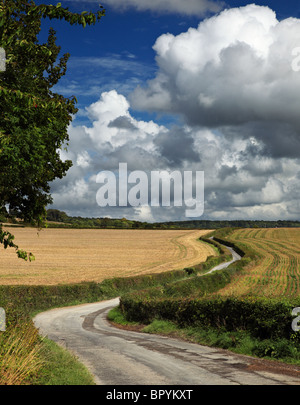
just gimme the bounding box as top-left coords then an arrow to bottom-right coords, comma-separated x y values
130,4 -> 300,135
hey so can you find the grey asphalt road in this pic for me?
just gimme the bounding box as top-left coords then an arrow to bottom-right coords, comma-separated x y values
207,245 -> 242,273
206,237 -> 242,273
33,297 -> 300,385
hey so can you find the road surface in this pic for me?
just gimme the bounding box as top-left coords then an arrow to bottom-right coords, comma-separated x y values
33,297 -> 300,385
206,243 -> 242,273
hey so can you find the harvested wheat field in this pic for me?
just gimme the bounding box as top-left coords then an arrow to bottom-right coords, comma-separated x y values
0,228 -> 216,285
217,227 -> 300,299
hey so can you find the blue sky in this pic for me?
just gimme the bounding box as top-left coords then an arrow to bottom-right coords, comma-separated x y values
38,0 -> 300,123
34,1 -> 300,222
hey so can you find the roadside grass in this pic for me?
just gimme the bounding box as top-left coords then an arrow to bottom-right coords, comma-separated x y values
107,306 -> 142,328
0,322 -> 95,385
0,317 -> 98,386
0,321 -> 44,385
142,319 -> 178,335
29,337 -> 96,385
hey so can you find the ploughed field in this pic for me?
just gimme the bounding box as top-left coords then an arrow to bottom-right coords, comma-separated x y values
217,227 -> 300,299
0,228 -> 216,285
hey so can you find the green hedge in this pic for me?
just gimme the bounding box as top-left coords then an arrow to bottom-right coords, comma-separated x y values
119,294 -> 300,341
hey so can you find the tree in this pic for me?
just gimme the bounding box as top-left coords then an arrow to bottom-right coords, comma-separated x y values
0,1 -> 105,259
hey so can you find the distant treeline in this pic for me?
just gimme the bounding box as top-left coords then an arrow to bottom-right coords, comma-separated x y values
45,209 -> 300,230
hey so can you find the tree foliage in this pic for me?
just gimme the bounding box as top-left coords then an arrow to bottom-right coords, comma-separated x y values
0,0 -> 105,258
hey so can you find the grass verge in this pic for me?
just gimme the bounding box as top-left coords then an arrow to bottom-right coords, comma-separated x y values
29,338 -> 96,385
0,321 -> 44,385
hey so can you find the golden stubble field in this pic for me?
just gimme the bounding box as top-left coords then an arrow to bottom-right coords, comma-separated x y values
0,228 -> 216,285
216,227 -> 300,299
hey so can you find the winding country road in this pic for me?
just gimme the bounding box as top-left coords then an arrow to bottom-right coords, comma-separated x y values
33,244 -> 300,385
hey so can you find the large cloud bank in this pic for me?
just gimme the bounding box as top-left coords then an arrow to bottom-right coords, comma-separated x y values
50,5 -> 300,222
131,5 -> 300,137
